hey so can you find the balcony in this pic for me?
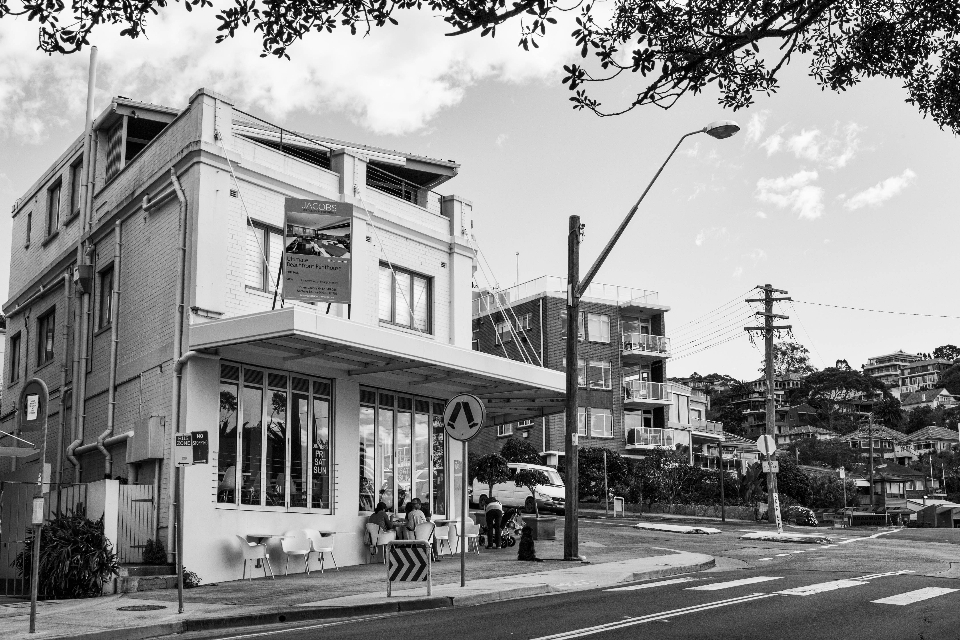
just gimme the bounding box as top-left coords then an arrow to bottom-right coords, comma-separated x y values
690,419 -> 724,437
472,276 -> 660,318
622,332 -> 670,363
622,380 -> 671,409
625,427 -> 674,449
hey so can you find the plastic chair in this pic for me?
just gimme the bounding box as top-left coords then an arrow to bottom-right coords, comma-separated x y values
365,523 -> 396,564
450,522 -> 481,555
280,530 -> 312,575
413,521 -> 435,543
433,525 -> 451,556
305,530 -> 339,574
236,535 -> 274,580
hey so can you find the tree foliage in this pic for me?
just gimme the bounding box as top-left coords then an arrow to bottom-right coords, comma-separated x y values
8,0 -> 960,130
933,345 -> 960,362
788,437 -> 860,470
802,367 -> 887,430
473,453 -> 510,498
940,364 -> 960,395
514,468 -> 551,515
576,447 -> 628,501
872,396 -> 903,431
499,437 -> 542,464
762,341 -> 817,377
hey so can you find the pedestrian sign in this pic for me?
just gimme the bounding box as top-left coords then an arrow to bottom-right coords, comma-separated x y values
174,434 -> 194,467
442,394 -> 485,442
386,540 -> 432,596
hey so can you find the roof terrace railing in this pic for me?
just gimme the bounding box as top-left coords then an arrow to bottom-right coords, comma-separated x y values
472,276 -> 659,317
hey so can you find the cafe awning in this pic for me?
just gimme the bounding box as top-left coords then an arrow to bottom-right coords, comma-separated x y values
189,307 -> 566,425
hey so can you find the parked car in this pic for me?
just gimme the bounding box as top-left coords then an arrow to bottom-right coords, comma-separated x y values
471,463 -> 566,514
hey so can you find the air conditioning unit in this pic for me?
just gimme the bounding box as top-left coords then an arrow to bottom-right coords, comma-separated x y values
127,415 -> 166,463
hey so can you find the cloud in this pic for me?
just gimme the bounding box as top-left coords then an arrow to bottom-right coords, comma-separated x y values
732,266 -> 744,278
495,133 -> 509,147
0,9 -> 574,140
843,169 -> 917,210
760,122 -> 862,169
787,129 -> 821,162
694,227 -> 728,246
760,127 -> 785,155
746,249 -> 767,264
755,170 -> 824,220
745,110 -> 769,144
755,211 -> 767,219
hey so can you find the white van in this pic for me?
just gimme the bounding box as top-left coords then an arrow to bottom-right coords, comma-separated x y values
472,463 -> 566,514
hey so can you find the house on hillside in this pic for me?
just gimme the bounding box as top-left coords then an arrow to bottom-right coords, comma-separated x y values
905,425 -> 959,455
900,359 -> 953,395
900,388 -> 960,411
862,350 -> 922,397
867,462 -> 937,509
720,431 -> 760,474
839,424 -> 916,466
777,424 -> 837,446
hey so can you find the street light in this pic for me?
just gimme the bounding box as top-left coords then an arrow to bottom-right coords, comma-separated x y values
563,120 -> 740,561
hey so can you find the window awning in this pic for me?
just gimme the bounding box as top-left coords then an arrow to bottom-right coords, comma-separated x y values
189,307 -> 566,426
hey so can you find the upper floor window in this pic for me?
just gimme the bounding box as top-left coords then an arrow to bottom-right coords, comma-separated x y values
586,313 -> 610,343
497,423 -> 513,437
9,332 -> 21,383
590,408 -> 613,437
47,180 -> 61,236
563,357 -> 587,387
378,264 -> 431,333
97,265 -> 114,330
559,309 -> 585,340
37,309 -> 56,366
587,360 -> 612,390
25,212 -> 32,247
495,320 -> 513,344
69,161 -> 82,220
516,313 -> 532,331
245,222 -> 283,293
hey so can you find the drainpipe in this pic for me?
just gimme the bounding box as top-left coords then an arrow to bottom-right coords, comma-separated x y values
67,243 -> 95,473
76,431 -> 133,455
97,220 -> 122,477
169,167 -> 188,612
56,271 -> 72,503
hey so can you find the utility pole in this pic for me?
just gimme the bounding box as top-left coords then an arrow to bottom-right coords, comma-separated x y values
868,414 -> 875,508
564,216 -> 582,561
745,284 -> 791,525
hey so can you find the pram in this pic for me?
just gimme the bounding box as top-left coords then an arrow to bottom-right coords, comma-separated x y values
479,508 -> 526,548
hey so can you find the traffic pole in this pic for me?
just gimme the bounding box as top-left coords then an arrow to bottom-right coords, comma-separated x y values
461,440 -> 467,587
563,215 -> 581,561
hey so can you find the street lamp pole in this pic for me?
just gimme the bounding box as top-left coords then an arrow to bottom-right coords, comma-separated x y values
562,121 -> 740,561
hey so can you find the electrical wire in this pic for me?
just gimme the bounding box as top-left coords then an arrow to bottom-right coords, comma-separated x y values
670,304 -> 755,340
671,321 -> 755,358
786,300 -> 826,370
669,288 -> 755,332
671,310 -> 755,351
794,299 -> 960,320
672,334 -> 745,361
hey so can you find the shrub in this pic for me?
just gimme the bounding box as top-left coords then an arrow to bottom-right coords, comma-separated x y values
183,567 -> 202,588
143,538 -> 168,565
500,437 -> 542,464
15,505 -> 119,598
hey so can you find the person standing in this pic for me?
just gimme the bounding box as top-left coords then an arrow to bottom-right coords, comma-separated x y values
484,495 -> 504,549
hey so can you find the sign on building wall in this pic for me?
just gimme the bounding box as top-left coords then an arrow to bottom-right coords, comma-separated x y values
283,199 -> 353,304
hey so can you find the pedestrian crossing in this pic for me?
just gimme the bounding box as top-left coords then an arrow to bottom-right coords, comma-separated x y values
604,571 -> 956,609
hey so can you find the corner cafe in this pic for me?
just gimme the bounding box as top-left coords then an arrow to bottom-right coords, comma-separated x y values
175,199 -> 565,584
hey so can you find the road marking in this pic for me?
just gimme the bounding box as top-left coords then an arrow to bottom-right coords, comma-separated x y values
872,587 -> 959,606
837,530 -> 898,544
775,553 -> 791,557
855,570 -> 914,581
606,577 -> 697,591
533,593 -> 777,640
778,579 -> 867,596
687,576 -> 782,591
758,558 -> 773,561
791,551 -> 805,554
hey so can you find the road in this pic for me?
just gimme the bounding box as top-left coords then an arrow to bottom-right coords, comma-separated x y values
176,520 -> 960,640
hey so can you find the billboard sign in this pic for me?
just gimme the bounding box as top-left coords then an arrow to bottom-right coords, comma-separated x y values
283,199 -> 353,304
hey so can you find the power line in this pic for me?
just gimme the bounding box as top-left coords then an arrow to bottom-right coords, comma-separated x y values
672,334 -> 745,361
672,320 -> 755,358
672,311 -> 755,354
786,300 -> 827,370
670,289 -> 755,333
670,304 -> 754,339
794,299 -> 960,320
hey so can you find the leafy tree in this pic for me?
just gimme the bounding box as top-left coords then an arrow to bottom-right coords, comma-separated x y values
514,468 -> 551,516
576,447 -> 628,501
933,345 -> 960,362
789,438 -> 859,471
905,406 -> 935,434
473,453 -> 510,502
872,396 -> 904,432
768,453 -> 812,506
803,367 -> 887,431
940,364 -> 960,395
11,1 -> 960,132
806,473 -> 858,509
499,437 -> 541,464
761,341 -> 816,377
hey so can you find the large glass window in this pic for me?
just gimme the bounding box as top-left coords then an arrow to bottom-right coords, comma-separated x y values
591,409 -> 613,438
379,264 -> 432,332
219,363 -> 332,511
245,222 -> 283,292
359,388 -> 447,516
587,313 -> 610,343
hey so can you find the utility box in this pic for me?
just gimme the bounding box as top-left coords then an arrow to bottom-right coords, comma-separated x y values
127,415 -> 166,463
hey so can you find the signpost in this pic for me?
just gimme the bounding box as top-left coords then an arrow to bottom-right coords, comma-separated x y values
755,435 -> 783,534
386,540 -> 432,596
839,467 -> 847,511
442,394 -> 485,588
191,431 -> 209,465
174,434 -> 194,467
19,378 -> 49,634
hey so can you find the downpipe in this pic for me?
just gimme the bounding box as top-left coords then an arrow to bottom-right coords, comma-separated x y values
66,242 -> 95,471
96,220 -> 122,477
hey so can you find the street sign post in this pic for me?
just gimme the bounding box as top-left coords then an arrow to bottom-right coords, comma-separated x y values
755,435 -> 776,456
191,431 -> 209,464
442,394 -> 485,588
755,435 -> 782,534
761,461 -> 779,473
174,434 -> 194,467
18,378 -> 49,634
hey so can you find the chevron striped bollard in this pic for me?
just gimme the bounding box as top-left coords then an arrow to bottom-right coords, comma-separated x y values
386,540 -> 432,597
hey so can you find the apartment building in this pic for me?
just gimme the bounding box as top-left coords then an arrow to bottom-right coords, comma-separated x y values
1,89 -> 564,584
470,277 -> 722,467
862,350 -> 922,394
900,359 -> 954,395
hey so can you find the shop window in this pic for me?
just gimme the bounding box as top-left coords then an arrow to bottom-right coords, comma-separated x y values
378,264 -> 431,333
358,388 -> 447,517
217,363 -> 333,511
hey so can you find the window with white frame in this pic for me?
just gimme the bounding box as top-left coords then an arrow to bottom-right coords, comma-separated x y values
586,313 -> 610,343
379,264 -> 432,333
587,361 -> 612,390
559,310 -> 585,340
216,363 -> 333,511
246,222 -> 283,292
516,313 -> 532,331
495,320 -> 513,344
517,419 -> 534,429
497,423 -> 513,437
590,409 -> 613,437
563,357 -> 587,387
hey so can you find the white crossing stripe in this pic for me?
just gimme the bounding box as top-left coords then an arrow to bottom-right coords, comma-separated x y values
776,553 -> 790,557
687,576 -> 782,591
758,558 -> 773,561
872,587 -> 959,606
791,551 -> 805,554
606,577 -> 697,591
778,579 -> 866,596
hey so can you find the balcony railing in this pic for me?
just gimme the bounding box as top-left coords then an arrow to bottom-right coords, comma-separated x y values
622,380 -> 667,402
690,419 -> 724,435
625,427 -> 674,448
472,276 -> 660,317
622,332 -> 670,356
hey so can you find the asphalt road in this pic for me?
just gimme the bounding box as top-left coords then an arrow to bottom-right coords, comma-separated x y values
176,520 -> 960,640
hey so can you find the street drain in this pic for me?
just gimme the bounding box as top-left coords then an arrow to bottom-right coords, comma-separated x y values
118,605 -> 167,612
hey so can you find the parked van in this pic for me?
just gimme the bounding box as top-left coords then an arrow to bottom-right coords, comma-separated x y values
472,463 -> 566,514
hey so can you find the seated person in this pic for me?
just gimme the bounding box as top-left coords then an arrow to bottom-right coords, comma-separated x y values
406,498 -> 427,532
367,502 -> 394,532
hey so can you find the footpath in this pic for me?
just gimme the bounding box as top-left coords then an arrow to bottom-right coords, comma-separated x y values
0,532 -> 714,640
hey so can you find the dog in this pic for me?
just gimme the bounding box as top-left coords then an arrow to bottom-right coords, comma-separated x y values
517,525 -> 542,562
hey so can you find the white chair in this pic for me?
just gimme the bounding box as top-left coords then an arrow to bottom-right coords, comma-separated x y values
450,522 -> 481,555
413,522 -> 436,560
433,525 -> 452,556
280,530 -> 312,575
365,523 -> 396,564
304,530 -> 339,574
236,535 -> 274,580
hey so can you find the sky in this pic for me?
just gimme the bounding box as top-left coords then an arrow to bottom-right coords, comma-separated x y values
1,7 -> 958,382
